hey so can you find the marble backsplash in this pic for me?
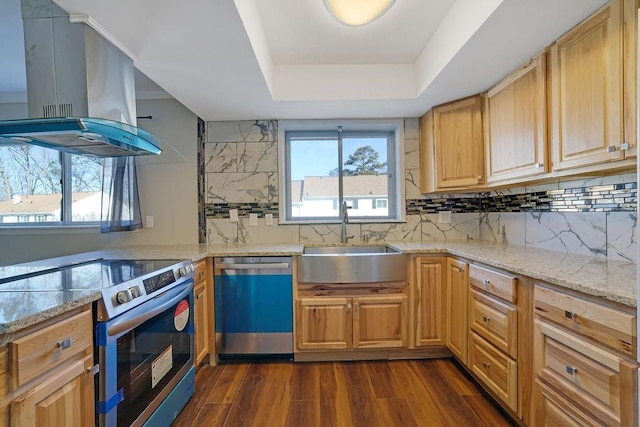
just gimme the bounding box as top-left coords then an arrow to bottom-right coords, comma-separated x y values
203,119 -> 637,263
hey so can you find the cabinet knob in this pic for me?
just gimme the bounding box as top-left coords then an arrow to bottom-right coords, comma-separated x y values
565,365 -> 578,375
457,267 -> 464,273
347,303 -> 352,310
621,142 -> 632,151
482,315 -> 491,322
482,279 -> 490,287
564,311 -> 578,319
56,338 -> 72,350
482,361 -> 491,369
534,162 -> 543,168
607,145 -> 619,153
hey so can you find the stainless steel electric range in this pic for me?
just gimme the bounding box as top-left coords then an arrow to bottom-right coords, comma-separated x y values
0,258 -> 196,427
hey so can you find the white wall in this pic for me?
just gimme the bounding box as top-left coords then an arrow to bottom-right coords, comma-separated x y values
0,103 -> 27,119
0,98 -> 199,265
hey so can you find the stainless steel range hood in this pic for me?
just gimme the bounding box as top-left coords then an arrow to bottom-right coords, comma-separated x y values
0,0 -> 161,157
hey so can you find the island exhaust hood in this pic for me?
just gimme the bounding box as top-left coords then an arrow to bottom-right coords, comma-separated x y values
0,0 -> 161,157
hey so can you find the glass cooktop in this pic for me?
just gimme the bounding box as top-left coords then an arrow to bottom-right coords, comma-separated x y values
0,259 -> 180,292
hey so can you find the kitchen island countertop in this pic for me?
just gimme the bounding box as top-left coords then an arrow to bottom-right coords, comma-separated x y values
0,240 -> 635,335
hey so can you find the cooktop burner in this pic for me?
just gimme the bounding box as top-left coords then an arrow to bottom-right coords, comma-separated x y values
0,259 -> 181,292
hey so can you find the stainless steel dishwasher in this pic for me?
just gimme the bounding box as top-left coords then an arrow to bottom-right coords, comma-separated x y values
214,256 -> 293,357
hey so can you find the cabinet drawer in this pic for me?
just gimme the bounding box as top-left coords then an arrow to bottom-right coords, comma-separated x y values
194,260 -> 207,285
9,310 -> 92,390
534,285 -> 636,358
469,264 -> 517,304
469,333 -> 517,412
469,289 -> 517,358
535,378 -> 603,427
534,320 -> 638,426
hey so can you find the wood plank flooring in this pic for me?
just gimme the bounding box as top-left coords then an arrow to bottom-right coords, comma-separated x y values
173,359 -> 515,427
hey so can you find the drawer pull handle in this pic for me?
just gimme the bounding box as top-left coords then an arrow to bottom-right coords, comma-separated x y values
564,311 -> 578,319
482,279 -> 490,286
482,361 -> 491,369
482,315 -> 491,322
56,338 -> 72,350
565,365 -> 578,375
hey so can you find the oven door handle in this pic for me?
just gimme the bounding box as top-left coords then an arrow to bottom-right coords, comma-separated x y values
107,282 -> 193,337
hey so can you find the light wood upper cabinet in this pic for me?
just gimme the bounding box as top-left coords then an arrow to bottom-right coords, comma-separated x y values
446,258 -> 469,365
550,0 -> 637,171
485,53 -> 548,184
420,95 -> 485,192
414,257 -> 446,347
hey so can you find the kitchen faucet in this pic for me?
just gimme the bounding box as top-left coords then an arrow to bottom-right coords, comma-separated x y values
341,200 -> 355,244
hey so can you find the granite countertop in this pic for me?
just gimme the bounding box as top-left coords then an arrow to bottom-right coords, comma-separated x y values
0,241 -> 636,335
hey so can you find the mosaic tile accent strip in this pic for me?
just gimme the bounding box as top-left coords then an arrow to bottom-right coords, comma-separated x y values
482,182 -> 637,212
205,202 -> 278,219
405,182 -> 637,215
406,197 -> 482,214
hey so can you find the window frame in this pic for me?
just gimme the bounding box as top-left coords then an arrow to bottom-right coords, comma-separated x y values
0,149 -> 102,229
279,119 -> 405,224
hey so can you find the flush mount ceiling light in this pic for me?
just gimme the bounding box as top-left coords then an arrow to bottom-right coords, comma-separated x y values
323,0 -> 397,26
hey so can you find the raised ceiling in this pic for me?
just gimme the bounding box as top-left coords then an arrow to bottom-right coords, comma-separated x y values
1,0 -> 609,121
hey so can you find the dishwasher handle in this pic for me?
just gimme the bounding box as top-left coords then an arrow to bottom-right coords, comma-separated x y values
217,262 -> 289,270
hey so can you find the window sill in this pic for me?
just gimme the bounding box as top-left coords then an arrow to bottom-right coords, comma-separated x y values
0,224 -> 102,236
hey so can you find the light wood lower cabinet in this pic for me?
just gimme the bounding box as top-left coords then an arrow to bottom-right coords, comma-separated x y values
193,258 -> 213,366
296,295 -> 407,351
533,283 -> 638,427
0,305 -> 95,427
469,333 -> 518,413
446,258 -> 469,364
194,280 -> 209,365
414,257 -> 446,347
297,297 -> 352,350
10,354 -> 94,427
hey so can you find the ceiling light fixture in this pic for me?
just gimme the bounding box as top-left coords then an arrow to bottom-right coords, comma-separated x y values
323,0 -> 397,26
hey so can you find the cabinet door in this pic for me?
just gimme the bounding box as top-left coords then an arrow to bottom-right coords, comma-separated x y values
534,378 -> 602,427
446,258 -> 469,364
622,0 -> 639,158
486,53 -> 547,184
10,355 -> 94,427
534,319 -> 638,426
296,298 -> 352,350
550,0 -> 626,170
194,281 -> 210,366
415,257 -> 446,347
433,95 -> 485,189
353,295 -> 407,349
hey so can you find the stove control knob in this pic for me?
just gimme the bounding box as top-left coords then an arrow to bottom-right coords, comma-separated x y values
178,265 -> 192,277
129,286 -> 142,299
115,289 -> 133,305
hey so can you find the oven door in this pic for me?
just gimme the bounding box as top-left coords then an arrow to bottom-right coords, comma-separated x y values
96,281 -> 194,427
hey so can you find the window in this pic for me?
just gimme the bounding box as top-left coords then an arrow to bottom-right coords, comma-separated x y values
0,144 -> 103,226
281,120 -> 403,222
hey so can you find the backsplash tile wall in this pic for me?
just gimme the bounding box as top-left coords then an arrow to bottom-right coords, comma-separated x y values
202,119 -> 637,262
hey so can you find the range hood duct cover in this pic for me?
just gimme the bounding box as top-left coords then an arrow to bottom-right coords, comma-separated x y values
0,0 -> 160,157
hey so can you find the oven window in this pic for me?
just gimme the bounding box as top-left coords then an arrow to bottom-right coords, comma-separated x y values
116,297 -> 193,426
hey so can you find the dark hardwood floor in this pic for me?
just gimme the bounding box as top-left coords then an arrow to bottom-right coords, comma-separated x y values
173,358 -> 515,427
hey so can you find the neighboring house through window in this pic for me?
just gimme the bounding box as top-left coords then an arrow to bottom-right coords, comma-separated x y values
0,144 -> 103,226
